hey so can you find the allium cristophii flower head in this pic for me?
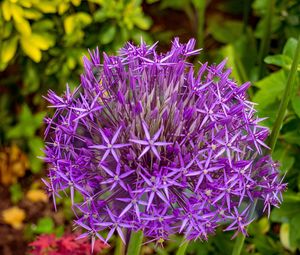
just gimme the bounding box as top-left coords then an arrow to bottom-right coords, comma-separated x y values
43,38 -> 286,244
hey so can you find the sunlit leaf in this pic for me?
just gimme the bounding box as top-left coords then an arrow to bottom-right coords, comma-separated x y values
23,8 -> 43,20
26,189 -> 48,203
2,1 -> 12,21
1,36 -> 18,63
14,18 -> 31,36
133,15 -> 152,30
280,223 -> 296,252
34,2 -> 57,13
2,206 -> 26,229
64,12 -> 92,34
71,0 -> 81,6
30,33 -> 54,50
20,37 -> 42,62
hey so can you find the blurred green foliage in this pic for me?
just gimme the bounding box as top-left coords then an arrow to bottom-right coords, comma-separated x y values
1,0 -> 300,254
0,0 -> 152,173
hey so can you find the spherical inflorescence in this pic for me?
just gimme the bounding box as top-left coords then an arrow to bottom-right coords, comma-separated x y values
43,38 -> 286,244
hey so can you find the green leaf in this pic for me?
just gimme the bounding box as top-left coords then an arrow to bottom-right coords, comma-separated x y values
99,25 -> 116,44
280,223 -> 297,252
281,131 -> 300,147
93,9 -> 107,22
23,9 -> 42,20
253,234 -> 280,255
64,13 -> 92,34
28,136 -> 44,173
272,147 -> 295,171
254,15 -> 281,38
30,33 -> 55,50
9,183 -> 23,204
14,18 -> 31,36
1,36 -> 18,63
208,20 -> 243,44
20,37 -> 42,63
133,15 -> 152,30
35,2 -> 57,13
34,217 -> 54,234
6,104 -> 44,139
126,231 -> 143,255
290,214 -> 300,248
292,95 -> 300,118
160,0 -> 190,10
253,70 -> 287,110
32,19 -> 55,31
283,38 -> 298,59
55,225 -> 64,237
176,241 -> 189,255
23,62 -> 40,94
271,200 -> 300,223
220,44 -> 247,84
264,54 -> 292,68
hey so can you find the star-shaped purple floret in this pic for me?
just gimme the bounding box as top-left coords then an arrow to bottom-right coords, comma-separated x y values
89,126 -> 130,162
130,121 -> 172,160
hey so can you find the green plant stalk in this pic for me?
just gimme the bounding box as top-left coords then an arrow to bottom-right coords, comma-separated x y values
258,0 -> 275,79
231,233 -> 245,255
232,36 -> 300,255
269,35 -> 300,152
194,0 -> 206,50
114,236 -> 125,255
126,230 -> 143,255
242,0 -> 251,33
176,240 -> 189,255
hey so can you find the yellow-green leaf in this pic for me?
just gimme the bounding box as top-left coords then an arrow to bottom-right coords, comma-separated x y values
1,36 -> 18,63
34,2 -> 57,13
23,9 -> 43,20
11,3 -> 24,22
19,0 -> 32,8
64,16 -> 75,34
26,189 -> 48,203
64,12 -> 92,34
2,206 -> 26,229
30,33 -> 52,50
2,1 -> 12,21
14,18 -> 31,36
71,0 -> 81,6
280,223 -> 297,252
20,37 -> 41,62
58,2 -> 69,14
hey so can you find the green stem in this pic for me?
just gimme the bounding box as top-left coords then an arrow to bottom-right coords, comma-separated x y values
176,240 -> 189,255
232,234 -> 245,255
242,0 -> 251,33
194,0 -> 206,49
258,0 -> 275,79
269,35 -> 300,152
126,230 -> 143,255
114,236 -> 125,255
231,36 -> 300,255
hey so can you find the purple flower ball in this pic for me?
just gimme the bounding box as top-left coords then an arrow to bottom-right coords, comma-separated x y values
43,38 -> 286,244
